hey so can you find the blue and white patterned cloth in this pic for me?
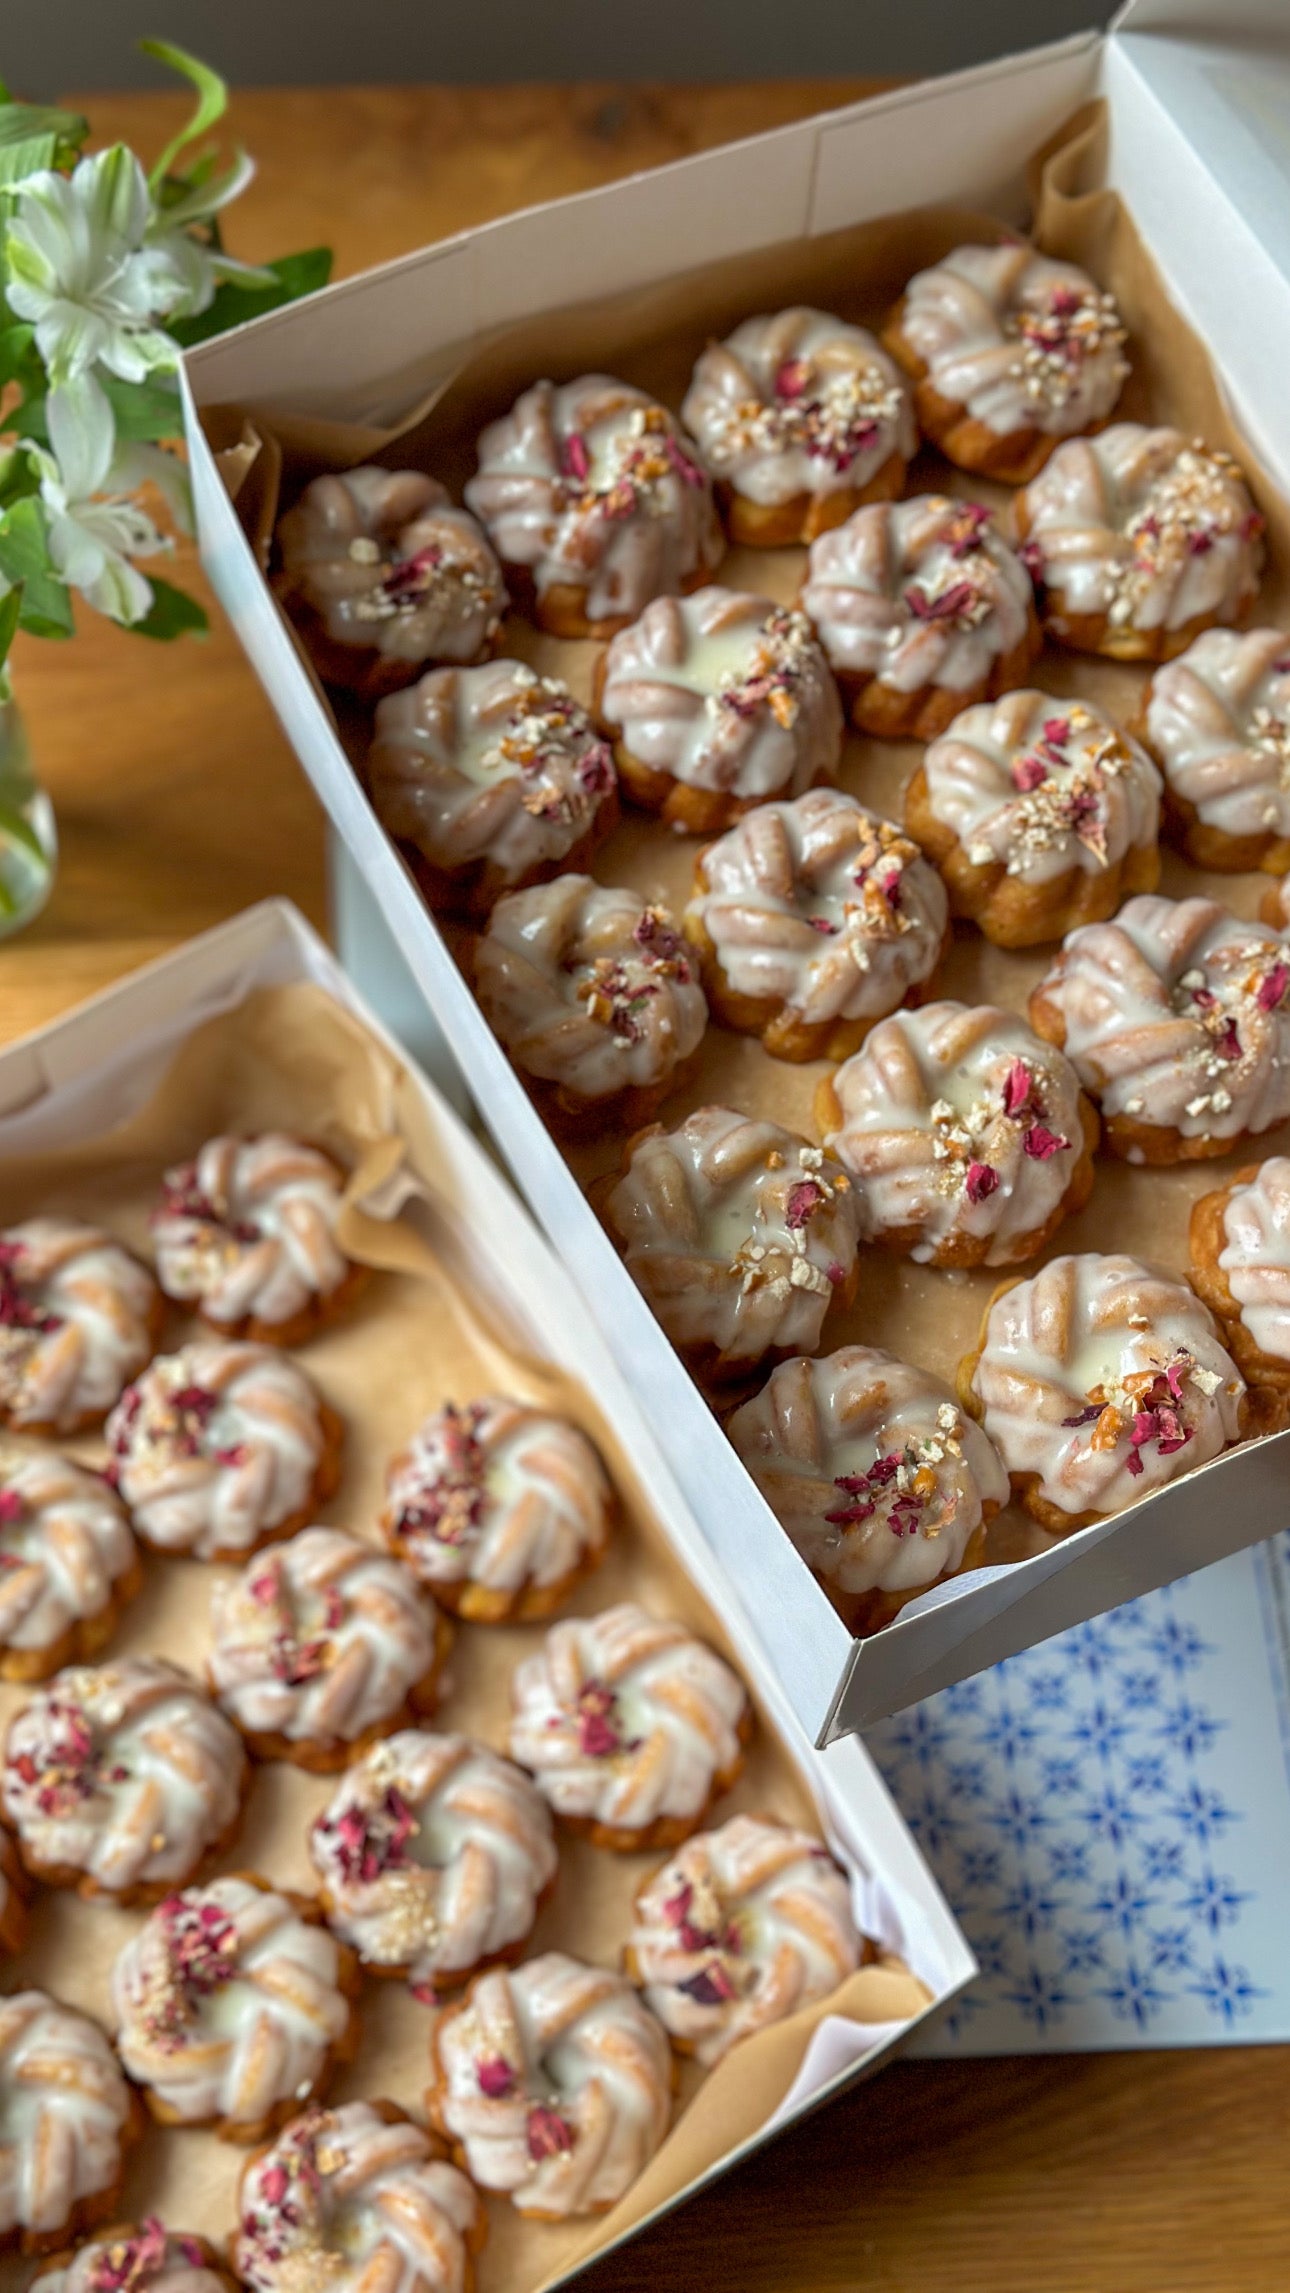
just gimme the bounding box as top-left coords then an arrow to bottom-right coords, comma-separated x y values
867,1532 -> 1290,2052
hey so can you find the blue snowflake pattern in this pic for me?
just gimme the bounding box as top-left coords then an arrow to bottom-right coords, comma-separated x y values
1097,1959 -> 1173,2028
1158,1700 -> 1224,1760
1002,1966 -> 1076,2030
1177,1870 -> 1252,1935
1148,1926 -> 1194,1975
1186,1959 -> 1268,2025
865,1544 -> 1285,2056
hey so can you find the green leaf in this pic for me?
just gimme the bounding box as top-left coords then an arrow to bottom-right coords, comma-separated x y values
167,246 -> 332,347
0,101 -> 88,160
0,500 -> 73,637
0,586 -> 21,672
0,450 -> 40,512
0,133 -> 57,188
0,802 -> 48,865
98,370 -> 184,444
140,40 -> 229,191
130,575 -> 208,641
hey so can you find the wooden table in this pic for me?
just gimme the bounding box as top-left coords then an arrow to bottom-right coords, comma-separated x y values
13,78 -> 1286,2293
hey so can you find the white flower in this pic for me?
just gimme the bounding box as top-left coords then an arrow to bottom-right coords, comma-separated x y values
4,146 -> 207,385
35,374 -> 187,625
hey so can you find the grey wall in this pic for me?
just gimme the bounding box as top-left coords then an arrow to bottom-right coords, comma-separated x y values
11,0 -> 1111,97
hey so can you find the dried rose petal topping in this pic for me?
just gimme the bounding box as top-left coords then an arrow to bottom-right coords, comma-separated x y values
1002,1059 -> 1034,1119
678,1963 -> 738,2007
1022,1124 -> 1070,1161
476,2054 -> 517,2099
774,358 -> 810,401
784,1178 -> 825,1230
575,1680 -> 625,1759
964,1161 -> 1000,1205
527,2102 -> 576,2160
1258,963 -> 1290,1013
561,433 -> 591,483
0,1488 -> 24,1525
1011,753 -> 1049,793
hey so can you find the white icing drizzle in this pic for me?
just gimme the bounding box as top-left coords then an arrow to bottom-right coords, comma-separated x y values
464,375 -> 723,623
687,789 -> 947,1029
896,244 -> 1128,438
628,1813 -> 863,2063
382,1395 -> 611,1599
0,1451 -> 134,1659
508,1602 -> 748,1835
599,588 -> 842,800
970,1251 -> 1244,1517
36,2225 -> 228,2293
1217,1157 -> 1290,1365
1146,626 -> 1290,840
0,1991 -> 134,2238
106,1342 -> 332,1562
0,1218 -> 157,1433
235,2101 -> 482,2293
475,876 -> 706,1103
680,307 -> 914,506
1034,894 -> 1290,1144
277,468 -> 506,668
922,690 -> 1161,883
822,1001 -> 1088,1265
434,1950 -> 671,2217
370,659 -> 616,888
208,1528 -> 442,1751
2,1658 -> 245,1894
310,1730 -> 557,1988
152,1134 -> 351,1331
112,1876 -> 351,2131
605,1106 -> 860,1367
802,495 -> 1033,693
1017,425 -> 1263,636
729,1345 -> 1008,1597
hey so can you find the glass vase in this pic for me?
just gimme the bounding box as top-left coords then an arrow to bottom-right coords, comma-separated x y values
0,698 -> 56,937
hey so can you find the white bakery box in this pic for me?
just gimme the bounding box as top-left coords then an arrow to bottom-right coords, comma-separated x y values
180,0 -> 1290,1745
0,897 -> 973,2275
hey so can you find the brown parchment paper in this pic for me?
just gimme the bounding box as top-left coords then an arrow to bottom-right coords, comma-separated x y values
207,102 -> 1290,1591
0,981 -> 929,2293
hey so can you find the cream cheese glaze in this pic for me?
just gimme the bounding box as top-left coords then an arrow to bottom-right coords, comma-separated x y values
921,691 -> 1160,884
628,1814 -> 863,2063
235,2101 -> 483,2293
277,468 -> 506,671
687,790 -> 947,1030
2,1658 -> 245,1896
970,1252 -> 1245,1517
1033,894 -> 1290,1147
896,244 -> 1128,437
465,375 -> 722,624
475,877 -> 706,1103
207,1528 -> 442,1753
0,1991 -> 135,2240
106,1342 -> 334,1562
1217,1158 -> 1290,1364
369,659 -> 616,889
605,1106 -> 860,1368
1017,426 -> 1263,638
1146,626 -> 1290,840
382,1395 -> 611,1605
822,1002 -> 1088,1265
310,1730 -> 556,1990
0,1452 -> 135,1663
802,495 -> 1033,693
432,1951 -> 671,2217
0,1219 -> 157,1433
681,308 -> 913,506
729,1345 -> 1007,1598
599,587 -> 842,801
508,1603 -> 748,1838
112,1876 -> 351,2131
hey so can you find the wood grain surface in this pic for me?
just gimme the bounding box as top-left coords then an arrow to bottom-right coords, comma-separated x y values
8,75 -> 1284,2293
